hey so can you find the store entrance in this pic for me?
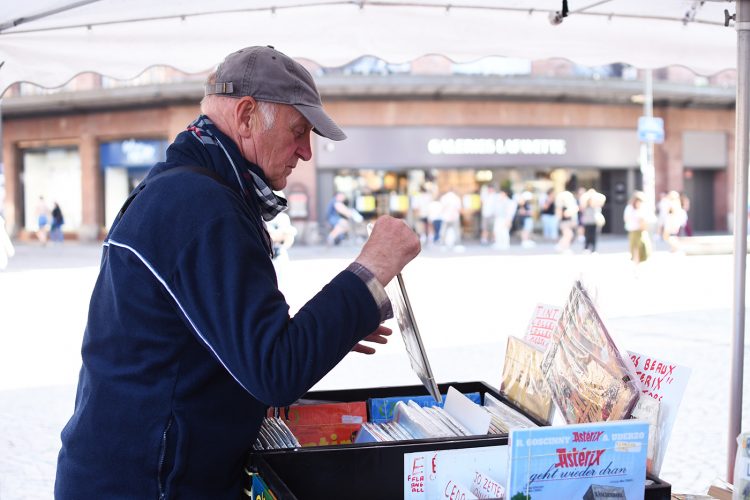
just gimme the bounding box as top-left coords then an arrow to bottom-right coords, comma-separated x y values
683,169 -> 716,233
317,166 -> 638,243
104,167 -> 147,229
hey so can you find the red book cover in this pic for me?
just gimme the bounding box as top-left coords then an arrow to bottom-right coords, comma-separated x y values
268,401 -> 367,447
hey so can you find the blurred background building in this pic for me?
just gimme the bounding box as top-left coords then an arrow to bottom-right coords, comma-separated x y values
0,55 -> 735,243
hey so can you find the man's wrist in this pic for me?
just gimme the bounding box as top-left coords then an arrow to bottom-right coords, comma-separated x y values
346,262 -> 393,322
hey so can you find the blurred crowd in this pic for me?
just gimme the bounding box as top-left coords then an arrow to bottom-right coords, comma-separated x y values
268,185 -> 694,258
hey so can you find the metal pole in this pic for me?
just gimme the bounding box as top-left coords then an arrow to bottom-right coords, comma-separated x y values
640,69 -> 656,212
729,0 -> 750,482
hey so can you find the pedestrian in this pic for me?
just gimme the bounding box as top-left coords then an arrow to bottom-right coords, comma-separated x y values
55,45 -> 420,499
492,189 -> 517,251
575,187 -> 587,244
426,195 -> 443,245
0,215 -> 15,270
440,189 -> 462,248
50,202 -> 65,243
517,190 -> 536,248
555,190 -> 579,253
266,210 -> 298,289
540,188 -> 558,240
680,192 -> 693,236
479,184 -> 498,245
325,192 -> 353,245
656,191 -> 669,241
624,191 -> 653,267
662,190 -> 686,252
34,195 -> 49,245
580,188 -> 606,253
411,185 -> 433,244
266,210 -> 297,262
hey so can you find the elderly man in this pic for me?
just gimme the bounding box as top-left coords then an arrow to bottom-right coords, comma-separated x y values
55,46 -> 420,498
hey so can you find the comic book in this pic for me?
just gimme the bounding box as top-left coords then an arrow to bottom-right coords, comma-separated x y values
507,420 -> 649,500
500,336 -> 555,424
541,281 -> 640,424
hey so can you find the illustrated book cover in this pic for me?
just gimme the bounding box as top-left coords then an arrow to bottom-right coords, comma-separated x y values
507,420 -> 649,500
541,281 -> 640,423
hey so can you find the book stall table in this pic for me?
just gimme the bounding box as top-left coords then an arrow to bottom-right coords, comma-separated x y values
244,381 -> 672,500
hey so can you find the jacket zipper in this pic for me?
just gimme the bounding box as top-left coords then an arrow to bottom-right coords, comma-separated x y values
157,417 -> 173,499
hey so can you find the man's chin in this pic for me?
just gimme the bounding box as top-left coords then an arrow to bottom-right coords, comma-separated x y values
271,178 -> 287,191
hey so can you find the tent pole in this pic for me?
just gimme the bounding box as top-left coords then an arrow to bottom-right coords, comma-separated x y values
729,0 -> 750,483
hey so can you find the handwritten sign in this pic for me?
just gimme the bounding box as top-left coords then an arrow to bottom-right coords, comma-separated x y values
524,303 -> 563,349
407,455 -> 426,494
628,350 -> 691,476
404,446 -> 508,498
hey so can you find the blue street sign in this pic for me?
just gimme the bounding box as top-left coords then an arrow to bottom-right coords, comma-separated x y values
637,116 -> 665,144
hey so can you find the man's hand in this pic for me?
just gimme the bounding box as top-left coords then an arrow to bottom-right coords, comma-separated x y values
354,215 -> 420,286
352,325 -> 392,355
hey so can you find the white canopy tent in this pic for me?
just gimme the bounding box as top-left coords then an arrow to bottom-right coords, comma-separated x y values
0,0 -> 739,91
1,0 -> 747,479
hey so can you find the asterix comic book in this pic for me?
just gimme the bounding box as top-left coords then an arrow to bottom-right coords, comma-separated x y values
507,421 -> 649,500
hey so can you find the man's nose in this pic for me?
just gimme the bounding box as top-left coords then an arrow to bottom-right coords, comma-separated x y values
297,135 -> 312,162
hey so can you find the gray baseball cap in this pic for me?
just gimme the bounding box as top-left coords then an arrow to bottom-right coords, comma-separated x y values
205,45 -> 346,141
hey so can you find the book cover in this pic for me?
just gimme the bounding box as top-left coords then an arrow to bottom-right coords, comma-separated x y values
500,336 -> 555,425
268,401 -> 367,447
250,472 -> 278,500
268,401 -> 366,425
369,392 -> 481,424
541,281 -> 640,424
507,420 -> 649,500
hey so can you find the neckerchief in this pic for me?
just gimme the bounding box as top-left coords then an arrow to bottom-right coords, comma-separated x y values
186,116 -> 287,222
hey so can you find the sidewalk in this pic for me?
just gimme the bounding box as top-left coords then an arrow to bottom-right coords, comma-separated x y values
0,234 -> 745,498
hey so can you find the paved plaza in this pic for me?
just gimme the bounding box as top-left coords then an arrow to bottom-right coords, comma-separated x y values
0,236 -> 748,498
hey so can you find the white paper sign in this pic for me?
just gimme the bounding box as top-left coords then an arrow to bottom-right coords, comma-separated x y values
404,446 -> 508,498
523,303 -> 563,350
628,350 -> 691,475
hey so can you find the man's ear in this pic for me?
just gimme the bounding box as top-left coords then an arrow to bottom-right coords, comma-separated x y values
235,96 -> 258,138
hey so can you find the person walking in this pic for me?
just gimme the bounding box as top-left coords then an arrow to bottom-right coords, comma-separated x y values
440,189 -> 462,248
540,188 -> 558,240
479,184 -> 498,245
50,202 -> 65,243
580,189 -> 606,253
34,196 -> 50,245
426,195 -> 443,245
624,191 -> 653,267
55,45 -> 420,499
517,191 -> 536,248
325,192 -> 353,245
0,215 -> 15,270
492,190 -> 517,251
555,190 -> 579,253
662,190 -> 687,252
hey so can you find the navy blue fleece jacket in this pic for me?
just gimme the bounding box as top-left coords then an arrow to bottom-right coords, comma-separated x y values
55,117 -> 381,499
